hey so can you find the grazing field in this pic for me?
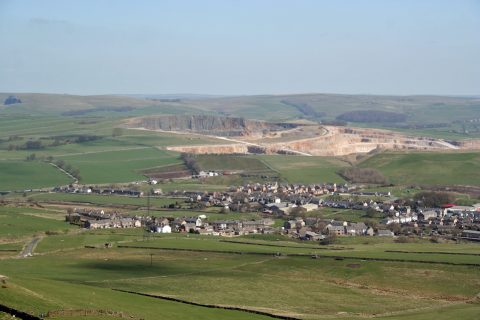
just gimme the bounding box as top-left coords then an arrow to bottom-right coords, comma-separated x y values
141,163 -> 192,179
259,155 -> 348,183
0,161 -> 71,191
0,232 -> 479,319
360,151 -> 480,186
195,155 -> 272,172
0,206 -> 73,241
57,148 -> 181,184
28,192 -> 184,208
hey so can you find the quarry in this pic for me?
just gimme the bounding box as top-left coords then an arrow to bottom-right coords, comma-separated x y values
124,115 -> 480,156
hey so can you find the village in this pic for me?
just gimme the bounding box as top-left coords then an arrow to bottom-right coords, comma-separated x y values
62,181 -> 480,242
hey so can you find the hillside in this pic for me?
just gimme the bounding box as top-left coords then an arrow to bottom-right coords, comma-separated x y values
2,92 -> 479,139
0,93 -> 203,116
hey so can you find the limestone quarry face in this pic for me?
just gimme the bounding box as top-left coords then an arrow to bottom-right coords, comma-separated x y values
124,115 -> 480,156
124,115 -> 298,137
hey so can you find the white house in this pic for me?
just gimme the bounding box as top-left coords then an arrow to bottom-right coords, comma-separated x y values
156,225 -> 172,233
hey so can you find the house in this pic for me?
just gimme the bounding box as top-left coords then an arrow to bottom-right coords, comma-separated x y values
366,227 -> 375,236
346,222 -> 367,236
156,224 -> 172,233
326,225 -> 345,236
284,220 -> 297,230
302,231 -> 323,241
211,220 -> 242,231
418,210 -> 438,220
301,203 -> 319,212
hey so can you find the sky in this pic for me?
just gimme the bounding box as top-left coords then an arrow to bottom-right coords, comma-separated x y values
0,0 -> 479,96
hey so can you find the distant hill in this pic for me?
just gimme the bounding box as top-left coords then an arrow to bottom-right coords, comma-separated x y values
1,93 -> 479,132
0,93 -> 204,116
179,93 -> 480,123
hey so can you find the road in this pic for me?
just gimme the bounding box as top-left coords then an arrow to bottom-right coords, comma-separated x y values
19,237 -> 42,258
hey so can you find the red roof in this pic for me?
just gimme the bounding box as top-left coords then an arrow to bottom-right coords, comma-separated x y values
441,203 -> 456,208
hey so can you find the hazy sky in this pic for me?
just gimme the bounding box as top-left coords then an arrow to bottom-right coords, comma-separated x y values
0,0 -> 479,95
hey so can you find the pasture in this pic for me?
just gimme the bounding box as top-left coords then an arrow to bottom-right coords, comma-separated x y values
259,155 -> 347,183
360,151 -> 480,186
195,155 -> 272,172
28,192 -> 185,208
0,206 -> 73,241
0,161 -> 71,191
0,231 -> 479,319
56,148 -> 181,184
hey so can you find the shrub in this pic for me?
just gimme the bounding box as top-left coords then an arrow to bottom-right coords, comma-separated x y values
339,167 -> 388,184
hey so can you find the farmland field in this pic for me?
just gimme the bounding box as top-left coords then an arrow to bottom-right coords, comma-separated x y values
360,151 -> 480,186
195,155 -> 272,172
56,148 -> 181,184
0,206 -> 73,241
27,192 -> 185,208
0,161 -> 71,191
1,227 -> 480,319
259,155 -> 348,183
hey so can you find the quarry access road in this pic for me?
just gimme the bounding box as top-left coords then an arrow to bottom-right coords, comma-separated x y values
216,136 -> 313,156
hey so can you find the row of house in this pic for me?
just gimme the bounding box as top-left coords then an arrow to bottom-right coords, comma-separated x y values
66,208 -> 142,229
146,216 -> 276,236
55,185 -> 143,197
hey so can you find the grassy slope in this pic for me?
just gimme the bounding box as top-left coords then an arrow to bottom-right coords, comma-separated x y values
359,151 -> 480,186
1,233 -> 479,319
195,155 -> 271,172
259,155 -> 348,183
0,161 -> 71,191
29,193 -> 183,208
3,93 -> 479,140
57,148 -> 181,184
1,211 -> 480,320
0,206 -> 74,241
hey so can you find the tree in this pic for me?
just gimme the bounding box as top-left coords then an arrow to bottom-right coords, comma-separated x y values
365,207 -> 378,218
289,206 -> 307,218
55,160 -> 65,168
387,223 -> 402,235
413,191 -> 455,208
24,140 -> 43,150
320,233 -> 337,245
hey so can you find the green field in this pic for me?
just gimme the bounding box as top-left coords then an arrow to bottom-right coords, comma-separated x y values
28,192 -> 184,208
1,205 -> 480,320
0,206 -> 73,241
57,148 -> 181,184
259,155 -> 348,183
1,226 -> 480,319
0,161 -> 71,191
360,151 -> 480,186
195,155 -> 272,172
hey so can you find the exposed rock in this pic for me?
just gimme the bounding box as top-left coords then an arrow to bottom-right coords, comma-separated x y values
4,95 -> 22,105
125,115 -> 298,137
167,144 -> 249,154
165,125 -> 480,156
